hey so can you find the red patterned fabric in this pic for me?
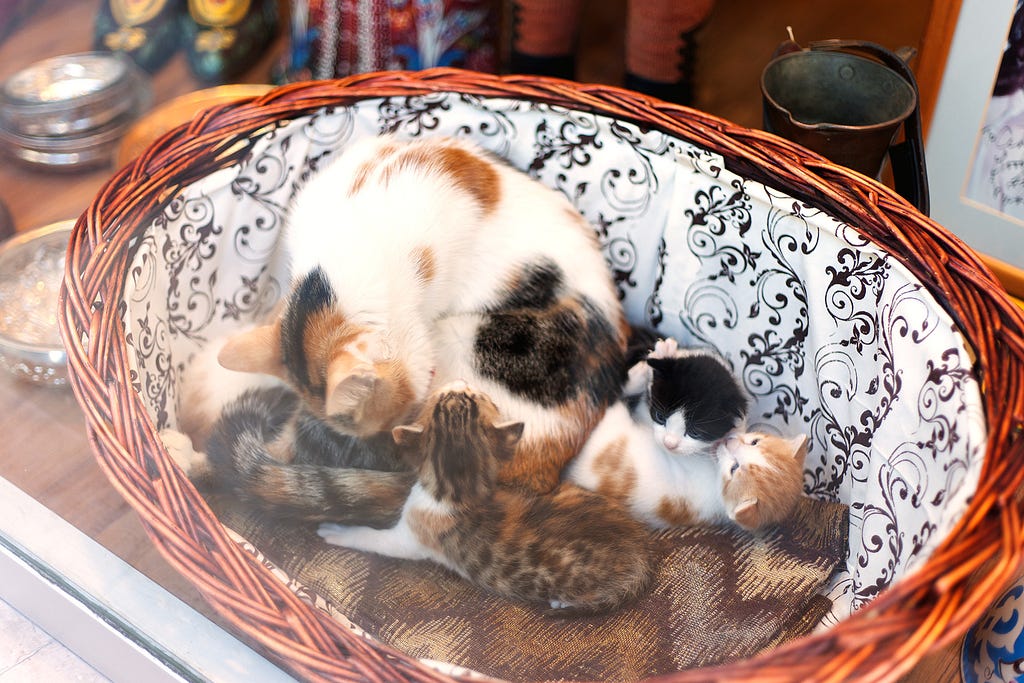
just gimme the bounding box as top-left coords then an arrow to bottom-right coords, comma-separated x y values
281,0 -> 499,81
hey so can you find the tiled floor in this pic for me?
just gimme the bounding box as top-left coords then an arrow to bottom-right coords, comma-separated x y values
0,598 -> 108,683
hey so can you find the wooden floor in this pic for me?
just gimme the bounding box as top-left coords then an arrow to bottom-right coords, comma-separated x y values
0,0 -> 956,680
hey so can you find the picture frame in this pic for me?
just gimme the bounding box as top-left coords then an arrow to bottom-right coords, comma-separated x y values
924,0 -> 1024,275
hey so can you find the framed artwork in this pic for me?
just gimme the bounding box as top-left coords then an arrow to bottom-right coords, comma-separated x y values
925,0 -> 1024,272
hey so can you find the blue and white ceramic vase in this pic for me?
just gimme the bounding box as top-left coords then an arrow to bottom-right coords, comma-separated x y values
963,580 -> 1024,682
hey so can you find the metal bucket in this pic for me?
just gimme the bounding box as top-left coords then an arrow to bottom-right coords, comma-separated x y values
761,40 -> 929,214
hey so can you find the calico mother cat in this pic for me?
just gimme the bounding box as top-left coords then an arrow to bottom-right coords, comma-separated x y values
318,381 -> 654,614
566,336 -> 809,530
176,135 -> 627,524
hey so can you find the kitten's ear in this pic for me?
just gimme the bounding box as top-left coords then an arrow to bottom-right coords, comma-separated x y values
788,434 -> 810,466
391,425 -> 426,465
218,323 -> 285,378
733,498 -> 762,530
392,424 -> 424,447
492,420 -> 524,458
645,357 -> 673,376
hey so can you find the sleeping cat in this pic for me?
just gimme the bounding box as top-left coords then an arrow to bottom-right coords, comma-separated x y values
317,381 -> 654,614
566,336 -> 808,530
175,135 -> 627,523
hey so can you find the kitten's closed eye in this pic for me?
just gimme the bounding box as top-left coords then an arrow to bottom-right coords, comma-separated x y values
729,460 -> 739,475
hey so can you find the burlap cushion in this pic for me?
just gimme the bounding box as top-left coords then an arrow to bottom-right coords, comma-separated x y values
212,495 -> 848,681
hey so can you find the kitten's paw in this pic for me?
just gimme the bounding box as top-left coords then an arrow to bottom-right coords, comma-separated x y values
623,360 -> 651,396
159,429 -> 211,479
548,599 -> 573,610
650,337 -> 679,359
317,522 -> 355,547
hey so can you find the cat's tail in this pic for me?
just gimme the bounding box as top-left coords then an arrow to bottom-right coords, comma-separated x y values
204,386 -> 415,528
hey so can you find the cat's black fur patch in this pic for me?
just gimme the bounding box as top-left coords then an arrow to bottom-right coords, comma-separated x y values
474,295 -> 623,408
293,411 -> 402,471
647,355 -> 748,441
281,267 -> 335,392
625,325 -> 660,367
501,260 -> 563,309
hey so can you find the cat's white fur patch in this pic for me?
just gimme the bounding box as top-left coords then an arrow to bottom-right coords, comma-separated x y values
159,428 -> 208,476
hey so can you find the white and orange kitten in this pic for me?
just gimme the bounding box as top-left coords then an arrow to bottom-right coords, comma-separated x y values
566,337 -> 808,530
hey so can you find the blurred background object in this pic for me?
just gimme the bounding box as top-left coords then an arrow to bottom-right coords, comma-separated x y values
0,51 -> 151,170
0,0 -> 36,45
275,0 -> 500,82
94,0 -> 279,83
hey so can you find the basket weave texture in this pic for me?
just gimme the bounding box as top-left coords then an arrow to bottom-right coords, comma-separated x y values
59,69 -> 1024,682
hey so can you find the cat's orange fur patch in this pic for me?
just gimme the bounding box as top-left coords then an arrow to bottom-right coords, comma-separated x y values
177,383 -> 216,451
435,144 -> 500,214
326,354 -> 417,435
410,506 -> 456,553
411,245 -> 437,284
302,308 -> 361,386
724,436 -> 807,528
656,496 -> 697,526
498,433 -> 577,496
348,142 -> 400,196
367,358 -> 417,429
591,436 -> 637,502
265,422 -> 297,463
731,462 -> 800,524
386,142 -> 500,215
257,466 -> 305,505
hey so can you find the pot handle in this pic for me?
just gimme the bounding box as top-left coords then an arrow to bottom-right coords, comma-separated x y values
805,39 -> 930,216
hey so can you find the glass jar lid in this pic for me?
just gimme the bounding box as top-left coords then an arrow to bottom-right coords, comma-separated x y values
2,52 -> 127,104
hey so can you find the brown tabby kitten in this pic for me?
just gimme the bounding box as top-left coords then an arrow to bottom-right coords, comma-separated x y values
318,381 -> 654,614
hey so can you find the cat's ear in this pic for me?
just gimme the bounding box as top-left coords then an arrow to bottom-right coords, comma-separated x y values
218,323 -> 285,379
391,425 -> 426,464
732,498 -> 762,530
788,434 -> 809,466
492,420 -> 524,458
645,357 -> 673,376
392,424 -> 424,447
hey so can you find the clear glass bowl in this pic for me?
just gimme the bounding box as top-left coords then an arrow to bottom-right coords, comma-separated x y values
0,221 -> 73,386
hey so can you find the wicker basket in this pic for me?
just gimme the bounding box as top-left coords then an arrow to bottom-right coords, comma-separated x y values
59,69 -> 1024,682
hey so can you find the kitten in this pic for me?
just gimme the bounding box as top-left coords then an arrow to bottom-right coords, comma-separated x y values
165,334 -> 414,527
318,381 -> 654,614
566,336 -> 808,530
176,136 -> 626,523
716,430 -> 808,530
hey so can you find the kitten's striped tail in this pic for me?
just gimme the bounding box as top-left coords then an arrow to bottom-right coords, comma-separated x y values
205,386 -> 414,528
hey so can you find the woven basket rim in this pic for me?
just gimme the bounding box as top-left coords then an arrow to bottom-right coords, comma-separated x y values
58,67 -> 1024,683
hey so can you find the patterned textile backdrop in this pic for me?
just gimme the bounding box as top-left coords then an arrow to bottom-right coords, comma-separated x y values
277,0 -> 499,81
121,93 -> 987,626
